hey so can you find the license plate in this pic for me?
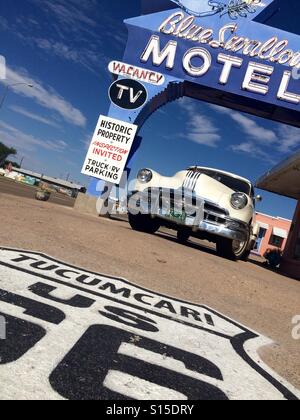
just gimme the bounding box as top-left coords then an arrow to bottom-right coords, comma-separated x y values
166,209 -> 187,223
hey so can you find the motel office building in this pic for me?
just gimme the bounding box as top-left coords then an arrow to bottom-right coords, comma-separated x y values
253,213 -> 291,257
257,151 -> 300,280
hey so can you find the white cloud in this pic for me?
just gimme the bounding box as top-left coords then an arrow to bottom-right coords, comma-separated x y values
178,98 -> 221,147
9,105 -> 61,129
31,37 -> 102,74
3,67 -> 86,127
0,16 -> 8,30
179,102 -> 300,161
230,113 -> 277,144
82,132 -> 93,150
231,142 -> 275,163
39,0 -> 98,29
10,0 -> 125,74
277,125 -> 300,153
0,121 -> 68,153
209,104 -> 284,162
210,104 -> 277,144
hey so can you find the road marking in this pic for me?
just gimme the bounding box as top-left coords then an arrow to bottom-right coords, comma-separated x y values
0,248 -> 299,400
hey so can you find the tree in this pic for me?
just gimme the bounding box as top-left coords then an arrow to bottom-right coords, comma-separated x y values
0,142 -> 17,167
4,160 -> 20,169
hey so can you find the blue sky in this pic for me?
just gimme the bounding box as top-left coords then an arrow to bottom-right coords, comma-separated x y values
0,0 -> 299,219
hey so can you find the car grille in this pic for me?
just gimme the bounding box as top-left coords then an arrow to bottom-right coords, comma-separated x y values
204,212 -> 226,225
205,202 -> 228,217
140,188 -> 229,225
183,171 -> 229,224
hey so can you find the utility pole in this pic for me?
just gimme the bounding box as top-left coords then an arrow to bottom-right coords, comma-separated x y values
0,83 -> 33,110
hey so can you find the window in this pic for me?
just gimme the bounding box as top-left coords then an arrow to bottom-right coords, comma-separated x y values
254,228 -> 267,252
269,235 -> 284,248
188,169 -> 252,196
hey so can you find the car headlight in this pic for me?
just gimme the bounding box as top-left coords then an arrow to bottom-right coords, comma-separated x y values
137,168 -> 153,183
230,192 -> 248,210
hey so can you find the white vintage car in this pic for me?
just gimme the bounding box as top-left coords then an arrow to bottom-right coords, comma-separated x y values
128,167 -> 261,261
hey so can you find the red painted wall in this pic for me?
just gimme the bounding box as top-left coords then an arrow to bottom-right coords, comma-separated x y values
253,213 -> 292,257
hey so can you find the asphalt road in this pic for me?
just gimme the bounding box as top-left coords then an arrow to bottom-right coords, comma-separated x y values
0,192 -> 299,400
0,177 -> 75,207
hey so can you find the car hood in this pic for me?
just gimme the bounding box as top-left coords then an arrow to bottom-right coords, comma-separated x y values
191,173 -> 253,221
192,173 -> 235,204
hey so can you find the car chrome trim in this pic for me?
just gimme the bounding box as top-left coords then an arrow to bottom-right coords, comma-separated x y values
128,190 -> 248,243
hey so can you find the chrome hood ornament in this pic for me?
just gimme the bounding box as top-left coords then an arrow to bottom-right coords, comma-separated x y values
170,0 -> 262,19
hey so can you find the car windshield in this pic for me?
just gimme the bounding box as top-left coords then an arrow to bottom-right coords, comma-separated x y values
189,169 -> 252,196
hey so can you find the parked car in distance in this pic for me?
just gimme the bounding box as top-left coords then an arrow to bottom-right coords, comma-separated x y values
128,167 -> 262,261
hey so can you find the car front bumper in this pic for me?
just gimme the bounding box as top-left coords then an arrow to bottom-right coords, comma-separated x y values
191,219 -> 248,242
128,189 -> 249,243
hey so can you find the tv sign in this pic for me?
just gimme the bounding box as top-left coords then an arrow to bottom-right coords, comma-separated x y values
109,79 -> 148,110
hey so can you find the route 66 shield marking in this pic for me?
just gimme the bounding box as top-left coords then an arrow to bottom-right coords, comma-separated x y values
0,248 -> 299,400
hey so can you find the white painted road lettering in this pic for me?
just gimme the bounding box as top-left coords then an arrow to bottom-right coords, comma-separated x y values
0,315 -> 6,340
292,315 -> 300,340
0,248 -> 299,400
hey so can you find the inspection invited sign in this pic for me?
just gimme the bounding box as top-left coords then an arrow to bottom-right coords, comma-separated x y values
82,115 -> 138,184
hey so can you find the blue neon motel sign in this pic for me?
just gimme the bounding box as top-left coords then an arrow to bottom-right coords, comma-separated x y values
124,0 -> 300,124
87,0 -> 300,194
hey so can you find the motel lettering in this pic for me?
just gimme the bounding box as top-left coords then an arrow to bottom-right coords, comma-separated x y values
141,32 -> 300,104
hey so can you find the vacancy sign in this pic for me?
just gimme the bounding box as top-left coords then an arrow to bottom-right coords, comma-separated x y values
109,61 -> 165,86
82,115 -> 138,185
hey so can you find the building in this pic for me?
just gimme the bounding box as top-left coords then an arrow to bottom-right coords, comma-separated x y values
253,213 -> 291,257
257,151 -> 300,280
11,167 -> 87,197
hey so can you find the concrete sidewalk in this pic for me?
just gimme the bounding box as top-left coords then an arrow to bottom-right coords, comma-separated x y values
0,192 -> 299,391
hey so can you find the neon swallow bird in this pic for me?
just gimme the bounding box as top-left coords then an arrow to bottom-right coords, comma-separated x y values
170,0 -> 262,19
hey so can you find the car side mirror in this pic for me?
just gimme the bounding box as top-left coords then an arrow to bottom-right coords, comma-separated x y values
255,195 -> 263,202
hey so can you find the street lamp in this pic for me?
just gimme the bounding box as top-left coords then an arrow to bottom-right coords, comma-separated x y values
0,83 -> 34,110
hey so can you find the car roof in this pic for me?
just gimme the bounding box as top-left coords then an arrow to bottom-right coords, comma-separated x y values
187,167 -> 253,186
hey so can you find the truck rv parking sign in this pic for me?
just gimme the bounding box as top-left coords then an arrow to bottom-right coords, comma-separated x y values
82,115 -> 138,184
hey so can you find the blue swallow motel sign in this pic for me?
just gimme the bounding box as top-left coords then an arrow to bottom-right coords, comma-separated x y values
86,0 -> 300,196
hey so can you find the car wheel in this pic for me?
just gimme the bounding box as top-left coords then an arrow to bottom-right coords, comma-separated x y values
177,228 -> 190,244
128,213 -> 160,234
240,249 -> 251,262
216,231 -> 250,261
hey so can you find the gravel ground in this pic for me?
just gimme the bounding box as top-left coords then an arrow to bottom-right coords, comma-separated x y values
0,192 -> 299,390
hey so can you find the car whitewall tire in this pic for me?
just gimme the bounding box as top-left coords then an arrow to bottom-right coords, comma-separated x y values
216,229 -> 250,261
